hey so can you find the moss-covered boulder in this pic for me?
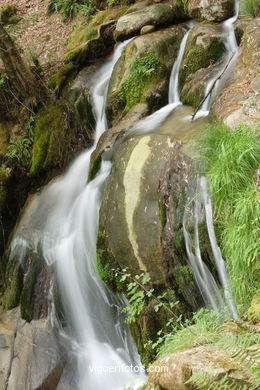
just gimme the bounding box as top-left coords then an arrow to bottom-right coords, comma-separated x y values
64,7 -> 129,67
106,25 -> 186,125
212,18 -> 260,128
114,2 -> 186,41
247,292 -> 260,323
184,0 -> 235,22
179,22 -> 225,107
30,103 -> 87,177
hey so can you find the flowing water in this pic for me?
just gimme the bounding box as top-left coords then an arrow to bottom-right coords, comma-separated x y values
183,177 -> 238,318
9,6 -> 241,388
194,0 -> 240,118
11,40 -> 146,390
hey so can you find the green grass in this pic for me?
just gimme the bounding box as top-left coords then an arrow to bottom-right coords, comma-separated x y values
198,122 -> 260,307
240,0 -> 260,17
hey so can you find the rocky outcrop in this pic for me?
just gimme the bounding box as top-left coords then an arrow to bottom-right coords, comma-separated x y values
106,25 -> 186,125
148,344 -> 254,390
0,308 -> 62,390
212,18 -> 260,128
179,22 -> 225,107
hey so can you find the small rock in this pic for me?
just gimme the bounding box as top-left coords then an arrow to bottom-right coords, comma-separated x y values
140,25 -> 156,35
251,76 -> 260,94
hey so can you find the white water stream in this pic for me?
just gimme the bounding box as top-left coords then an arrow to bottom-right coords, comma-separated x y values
9,4 -> 241,388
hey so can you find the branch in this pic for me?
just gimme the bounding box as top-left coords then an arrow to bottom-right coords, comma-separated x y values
192,53 -> 235,120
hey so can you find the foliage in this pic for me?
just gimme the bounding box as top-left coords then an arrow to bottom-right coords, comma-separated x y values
240,0 -> 260,17
3,116 -> 35,170
114,268 -> 180,324
47,0 -> 99,19
198,122 -> 260,306
157,308 -> 221,357
119,52 -> 166,113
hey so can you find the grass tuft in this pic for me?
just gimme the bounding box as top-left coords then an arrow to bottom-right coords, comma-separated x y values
198,122 -> 260,307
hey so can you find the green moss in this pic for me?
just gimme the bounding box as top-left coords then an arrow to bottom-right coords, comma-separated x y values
2,259 -> 23,311
154,4 -> 174,21
66,6 -> 128,54
118,52 -> 167,114
20,257 -> 43,322
48,62 -> 77,91
179,37 -> 224,87
30,105 -> 65,175
181,89 -> 202,107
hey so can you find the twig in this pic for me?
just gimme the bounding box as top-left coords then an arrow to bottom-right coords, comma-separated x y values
192,53 -> 235,120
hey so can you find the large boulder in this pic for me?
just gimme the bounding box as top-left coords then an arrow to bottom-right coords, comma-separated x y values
212,18 -> 260,128
185,0 -> 235,22
106,25 -> 186,125
0,308 -> 62,390
114,1 -> 186,41
179,22 -> 225,107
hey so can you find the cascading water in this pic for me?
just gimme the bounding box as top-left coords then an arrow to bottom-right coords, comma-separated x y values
183,177 -> 238,319
9,5 -> 240,388
11,39 -> 146,390
194,0 -> 240,118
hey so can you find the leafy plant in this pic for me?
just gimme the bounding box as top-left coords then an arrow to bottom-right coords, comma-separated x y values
198,122 -> 260,306
114,268 -> 180,324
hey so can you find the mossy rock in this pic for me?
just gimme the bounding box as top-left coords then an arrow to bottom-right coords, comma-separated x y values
65,7 -> 129,67
2,257 -> 23,311
184,0 -> 235,22
30,104 -> 71,176
106,26 -> 186,124
48,62 -> 77,92
179,23 -> 225,90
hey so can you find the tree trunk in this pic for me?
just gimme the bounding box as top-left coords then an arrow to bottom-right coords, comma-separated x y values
0,24 -> 40,104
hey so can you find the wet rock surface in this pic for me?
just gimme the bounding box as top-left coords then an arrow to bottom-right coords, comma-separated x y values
0,308 -> 62,390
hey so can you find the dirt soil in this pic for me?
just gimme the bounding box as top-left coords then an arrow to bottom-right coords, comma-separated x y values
0,0 -> 74,66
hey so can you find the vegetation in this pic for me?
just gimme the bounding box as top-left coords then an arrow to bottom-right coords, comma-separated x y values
198,122 -> 260,308
48,0 -> 99,19
119,52 -> 166,113
240,0 -> 260,17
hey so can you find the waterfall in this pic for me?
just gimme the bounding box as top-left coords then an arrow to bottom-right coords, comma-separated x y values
183,177 -> 238,319
11,39 -> 146,390
194,0 -> 240,118
8,5 -> 240,388
130,22 -> 194,136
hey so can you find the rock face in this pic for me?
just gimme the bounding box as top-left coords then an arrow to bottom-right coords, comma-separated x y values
179,22 -> 225,107
185,0 -> 235,22
106,25 -> 186,125
0,308 -> 62,390
213,18 -> 260,127
148,345 -> 253,390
